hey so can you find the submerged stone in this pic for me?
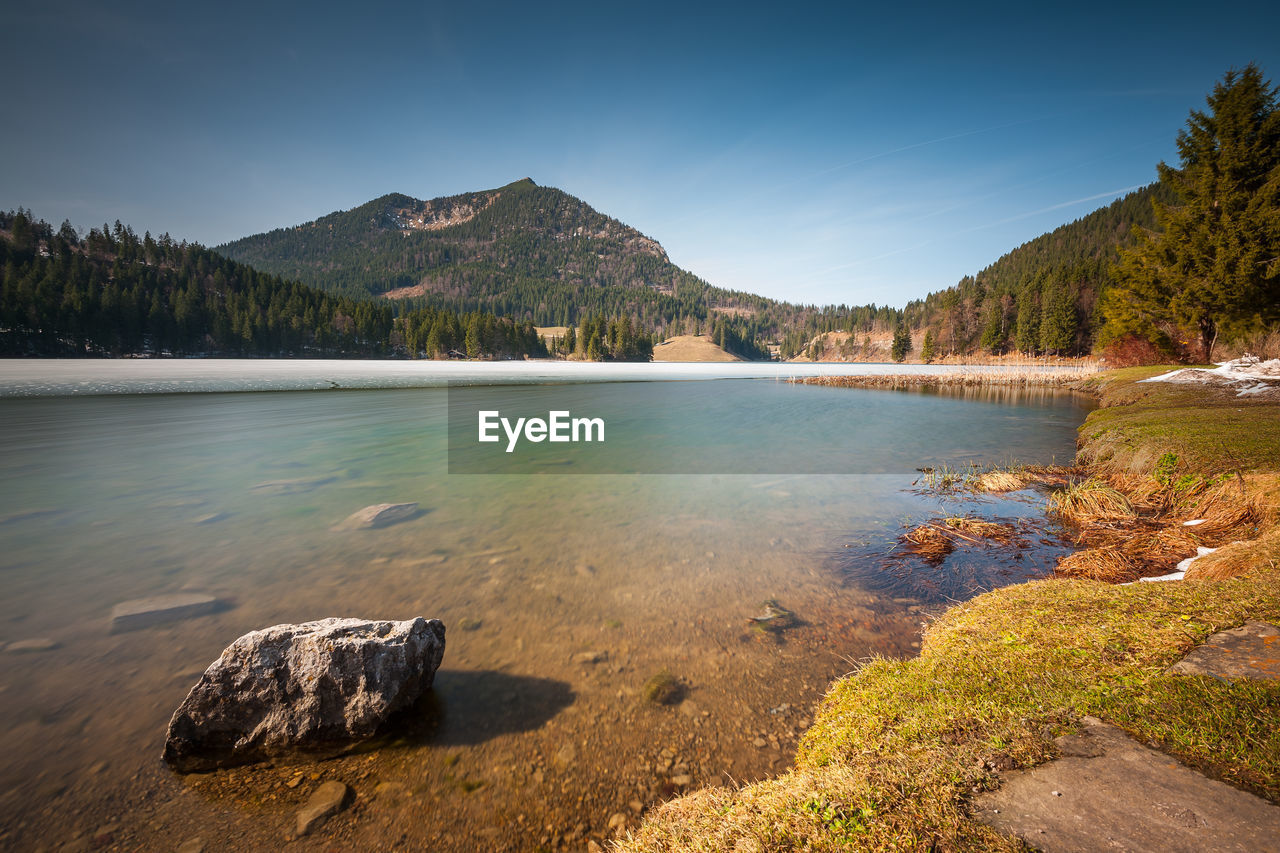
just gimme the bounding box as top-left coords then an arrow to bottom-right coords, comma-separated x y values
296,781 -> 350,836
5,637 -> 60,653
110,593 -> 219,632
163,616 -> 445,772
331,502 -> 419,531
249,476 -> 335,495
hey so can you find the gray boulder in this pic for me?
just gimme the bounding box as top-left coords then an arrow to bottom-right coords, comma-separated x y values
163,616 -> 445,772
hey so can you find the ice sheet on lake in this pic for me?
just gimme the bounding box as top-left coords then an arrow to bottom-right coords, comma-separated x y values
0,359 -> 1094,397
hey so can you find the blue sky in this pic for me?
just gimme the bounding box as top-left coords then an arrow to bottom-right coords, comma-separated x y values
4,1 -> 1279,307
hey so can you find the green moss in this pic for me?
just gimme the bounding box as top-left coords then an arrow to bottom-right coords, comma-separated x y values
641,669 -> 683,705
1077,366 -> 1280,475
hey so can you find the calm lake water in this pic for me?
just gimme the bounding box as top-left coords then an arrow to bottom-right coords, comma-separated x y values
0,362 -> 1092,852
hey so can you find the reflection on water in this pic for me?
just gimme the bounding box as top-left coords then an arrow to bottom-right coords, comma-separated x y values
0,380 -> 1091,851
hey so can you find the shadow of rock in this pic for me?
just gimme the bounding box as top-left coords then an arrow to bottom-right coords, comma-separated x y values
375,669 -> 575,748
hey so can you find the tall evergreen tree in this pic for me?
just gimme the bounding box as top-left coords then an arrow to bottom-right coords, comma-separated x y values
1014,281 -> 1040,355
1106,64 -> 1280,360
920,328 -> 937,363
1039,277 -> 1077,355
891,322 -> 912,363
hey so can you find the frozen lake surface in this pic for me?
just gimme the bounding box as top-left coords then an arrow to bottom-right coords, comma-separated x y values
0,358 -> 1089,396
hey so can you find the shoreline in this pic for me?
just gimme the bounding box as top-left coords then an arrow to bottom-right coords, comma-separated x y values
619,366 -> 1280,851
792,369 -> 1096,390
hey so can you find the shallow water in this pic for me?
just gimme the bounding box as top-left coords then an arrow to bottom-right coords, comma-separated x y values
0,373 -> 1092,851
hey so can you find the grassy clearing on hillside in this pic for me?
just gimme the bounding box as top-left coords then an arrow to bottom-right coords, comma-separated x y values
618,368 -> 1280,852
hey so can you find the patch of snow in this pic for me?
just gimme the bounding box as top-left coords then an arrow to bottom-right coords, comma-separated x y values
1182,519 -> 1206,526
1140,354 -> 1280,395
1136,540 -> 1213,581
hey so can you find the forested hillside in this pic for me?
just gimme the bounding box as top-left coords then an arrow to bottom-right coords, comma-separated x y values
770,185 -> 1171,360
905,183 -> 1174,358
0,210 -> 546,359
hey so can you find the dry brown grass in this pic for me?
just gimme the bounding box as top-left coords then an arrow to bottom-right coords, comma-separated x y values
975,465 -> 1078,493
901,524 -> 956,561
973,469 -> 1026,492
899,517 -> 1021,562
1186,482 -> 1265,537
1047,479 -> 1137,525
1049,472 -> 1272,582
1055,546 -> 1144,583
796,366 -> 1098,391
945,517 -> 1019,542
1148,525 -> 1201,555
1186,525 -> 1280,580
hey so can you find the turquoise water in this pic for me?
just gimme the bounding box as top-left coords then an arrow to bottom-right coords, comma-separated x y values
0,377 -> 1092,851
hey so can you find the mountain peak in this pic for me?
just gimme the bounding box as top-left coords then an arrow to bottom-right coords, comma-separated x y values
216,179 -> 692,317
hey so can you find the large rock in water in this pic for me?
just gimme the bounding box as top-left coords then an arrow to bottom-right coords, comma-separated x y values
163,617 -> 445,772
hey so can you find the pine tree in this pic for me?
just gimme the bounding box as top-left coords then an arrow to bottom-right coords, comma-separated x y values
979,300 -> 1005,353
891,322 -> 912,363
1014,281 -> 1040,355
1039,278 -> 1077,355
425,322 -> 443,358
464,315 -> 481,358
921,328 -> 937,363
1107,64 -> 1280,359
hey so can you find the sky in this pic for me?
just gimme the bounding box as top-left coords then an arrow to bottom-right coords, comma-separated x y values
4,0 -> 1279,307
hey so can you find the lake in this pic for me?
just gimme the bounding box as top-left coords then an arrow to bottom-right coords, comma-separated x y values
0,361 -> 1092,851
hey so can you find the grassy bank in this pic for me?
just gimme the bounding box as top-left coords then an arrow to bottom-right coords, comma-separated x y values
619,367 -> 1280,852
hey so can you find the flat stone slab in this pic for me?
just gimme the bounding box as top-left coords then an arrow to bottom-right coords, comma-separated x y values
110,594 -> 219,632
5,637 -> 59,653
1167,620 -> 1280,680
296,780 -> 350,836
331,502 -> 419,531
974,717 -> 1280,852
249,476 -> 335,495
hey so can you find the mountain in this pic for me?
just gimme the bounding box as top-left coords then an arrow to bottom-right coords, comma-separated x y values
216,178 -> 774,332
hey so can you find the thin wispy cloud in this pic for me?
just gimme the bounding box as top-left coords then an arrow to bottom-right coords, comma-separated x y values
810,115 -> 1057,178
958,185 -> 1147,234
